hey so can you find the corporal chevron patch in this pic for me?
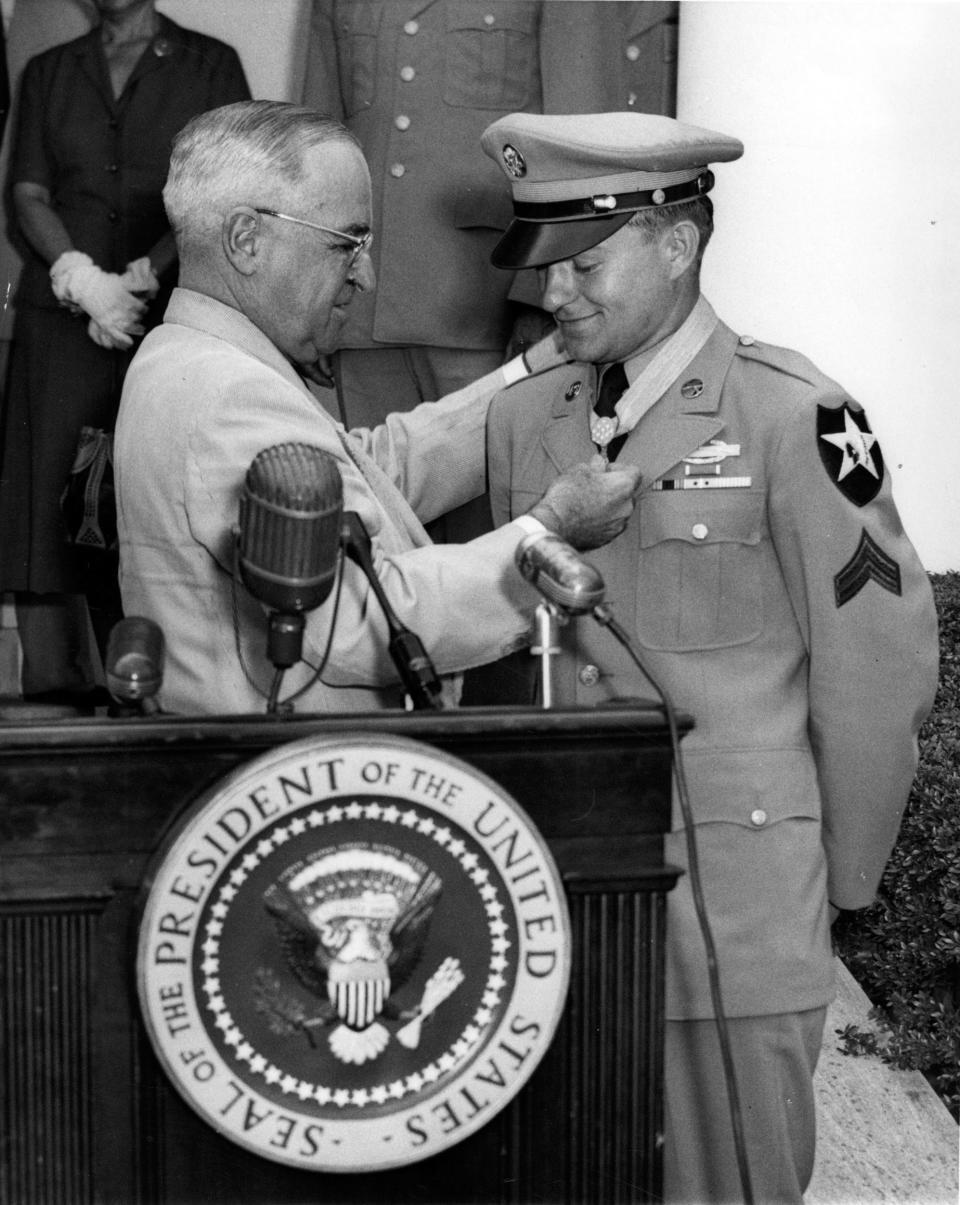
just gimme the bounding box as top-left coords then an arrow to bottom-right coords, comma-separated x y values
834,529 -> 902,607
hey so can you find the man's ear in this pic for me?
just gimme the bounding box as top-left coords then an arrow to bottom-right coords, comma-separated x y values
664,219 -> 701,280
222,207 -> 261,276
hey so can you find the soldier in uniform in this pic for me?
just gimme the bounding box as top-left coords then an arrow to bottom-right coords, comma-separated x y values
481,111 -> 940,1203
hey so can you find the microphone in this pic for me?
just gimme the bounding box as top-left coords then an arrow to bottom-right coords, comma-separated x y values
105,616 -> 165,715
341,511 -> 444,710
237,443 -> 343,671
515,531 -> 606,615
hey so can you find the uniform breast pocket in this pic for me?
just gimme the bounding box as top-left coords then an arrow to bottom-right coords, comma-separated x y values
443,2 -> 539,110
635,491 -> 765,651
334,1 -> 381,116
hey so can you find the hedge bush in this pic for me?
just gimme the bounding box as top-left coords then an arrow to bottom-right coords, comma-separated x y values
833,571 -> 960,1118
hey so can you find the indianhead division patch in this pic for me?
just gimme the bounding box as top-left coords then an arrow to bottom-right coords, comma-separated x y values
817,403 -> 884,506
137,735 -> 570,1172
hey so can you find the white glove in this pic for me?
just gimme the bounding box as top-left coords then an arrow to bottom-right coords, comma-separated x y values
120,255 -> 160,300
86,318 -> 136,350
49,250 -> 146,348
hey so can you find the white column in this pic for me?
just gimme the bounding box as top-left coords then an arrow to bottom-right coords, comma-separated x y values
677,1 -> 960,572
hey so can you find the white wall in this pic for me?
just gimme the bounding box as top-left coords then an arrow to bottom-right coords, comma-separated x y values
677,1 -> 959,572
157,0 -> 309,100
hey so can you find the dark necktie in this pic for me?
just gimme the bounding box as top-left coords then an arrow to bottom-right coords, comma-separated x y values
594,361 -> 628,461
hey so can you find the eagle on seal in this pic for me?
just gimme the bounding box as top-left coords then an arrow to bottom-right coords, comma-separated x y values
262,846 -> 460,1064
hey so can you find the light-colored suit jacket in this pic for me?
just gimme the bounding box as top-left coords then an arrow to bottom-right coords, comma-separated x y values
488,316 -> 939,1019
116,289 -> 543,716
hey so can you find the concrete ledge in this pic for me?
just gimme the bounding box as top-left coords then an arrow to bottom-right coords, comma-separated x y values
807,958 -> 958,1205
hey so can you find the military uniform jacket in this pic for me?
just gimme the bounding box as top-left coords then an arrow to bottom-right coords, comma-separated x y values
487,317 -> 939,1019
303,1 -> 677,351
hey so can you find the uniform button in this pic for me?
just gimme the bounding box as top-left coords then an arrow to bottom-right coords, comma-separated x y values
403,19 -> 419,34
400,65 -> 415,81
626,43 -> 641,61
750,809 -> 768,827
578,664 -> 601,687
106,163 -> 118,173
691,523 -> 709,540
627,91 -> 638,106
108,211 -> 119,223
394,114 -> 411,131
739,334 -> 756,346
389,163 -> 406,178
484,12 -> 496,24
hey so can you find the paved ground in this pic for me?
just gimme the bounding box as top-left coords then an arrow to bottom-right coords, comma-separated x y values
808,959 -> 958,1205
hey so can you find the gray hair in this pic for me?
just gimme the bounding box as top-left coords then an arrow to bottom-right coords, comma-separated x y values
627,195 -> 714,263
163,100 -> 359,254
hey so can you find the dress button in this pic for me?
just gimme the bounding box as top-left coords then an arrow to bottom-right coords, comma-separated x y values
626,43 -> 641,61
400,66 -> 415,81
394,114 -> 411,131
691,523 -> 709,540
739,334 -> 756,346
403,19 -> 419,34
750,809 -> 768,827
389,163 -> 406,178
578,664 -> 601,687
484,13 -> 496,24
108,211 -> 119,223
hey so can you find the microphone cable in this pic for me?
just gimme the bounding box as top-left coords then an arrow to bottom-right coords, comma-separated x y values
592,602 -> 755,1205
230,542 -> 345,714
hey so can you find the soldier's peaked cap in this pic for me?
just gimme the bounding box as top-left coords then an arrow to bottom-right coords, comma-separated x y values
481,112 -> 743,269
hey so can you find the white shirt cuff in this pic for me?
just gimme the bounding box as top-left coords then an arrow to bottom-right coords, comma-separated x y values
512,514 -> 548,538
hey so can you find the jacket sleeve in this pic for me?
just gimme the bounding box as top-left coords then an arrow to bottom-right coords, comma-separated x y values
767,388 -> 939,908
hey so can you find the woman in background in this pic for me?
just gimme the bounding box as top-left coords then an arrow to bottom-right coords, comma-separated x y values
0,0 -> 249,709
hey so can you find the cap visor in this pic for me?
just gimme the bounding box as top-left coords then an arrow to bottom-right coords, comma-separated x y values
491,212 -> 633,269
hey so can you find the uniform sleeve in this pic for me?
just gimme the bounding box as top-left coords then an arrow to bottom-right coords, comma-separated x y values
768,389 -> 939,908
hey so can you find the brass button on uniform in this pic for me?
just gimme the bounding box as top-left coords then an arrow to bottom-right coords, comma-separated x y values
691,523 -> 709,540
400,66 -> 415,81
625,43 -> 641,61
750,809 -> 768,827
484,12 -> 496,24
390,163 -> 406,178
403,19 -> 419,34
578,664 -> 601,687
395,114 -> 411,131
739,334 -> 756,346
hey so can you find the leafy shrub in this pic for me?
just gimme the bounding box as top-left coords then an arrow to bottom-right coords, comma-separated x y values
833,572 -> 960,1118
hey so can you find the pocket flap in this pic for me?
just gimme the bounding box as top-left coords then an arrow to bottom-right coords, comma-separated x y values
639,490 -> 764,549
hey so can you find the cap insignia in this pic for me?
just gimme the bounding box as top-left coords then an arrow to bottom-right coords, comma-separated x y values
652,188 -> 666,205
501,144 -> 526,178
589,194 -> 617,213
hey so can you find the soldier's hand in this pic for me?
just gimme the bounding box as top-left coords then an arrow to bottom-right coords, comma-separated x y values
529,455 -> 641,550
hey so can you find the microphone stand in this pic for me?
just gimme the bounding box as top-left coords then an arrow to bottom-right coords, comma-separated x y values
341,512 -> 444,711
531,601 -> 564,709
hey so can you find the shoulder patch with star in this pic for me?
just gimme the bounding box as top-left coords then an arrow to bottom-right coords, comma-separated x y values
817,403 -> 884,506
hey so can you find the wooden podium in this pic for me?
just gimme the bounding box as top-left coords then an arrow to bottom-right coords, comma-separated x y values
0,705 -> 680,1205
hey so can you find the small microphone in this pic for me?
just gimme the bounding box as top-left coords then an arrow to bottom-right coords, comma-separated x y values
105,616 -> 165,714
515,531 -> 606,615
237,443 -> 343,671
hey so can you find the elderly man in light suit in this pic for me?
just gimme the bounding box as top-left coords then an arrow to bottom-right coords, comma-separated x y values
114,101 -> 640,716
482,111 -> 939,1203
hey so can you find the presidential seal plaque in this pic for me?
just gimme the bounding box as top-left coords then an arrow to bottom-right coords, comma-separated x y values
137,734 -> 571,1172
